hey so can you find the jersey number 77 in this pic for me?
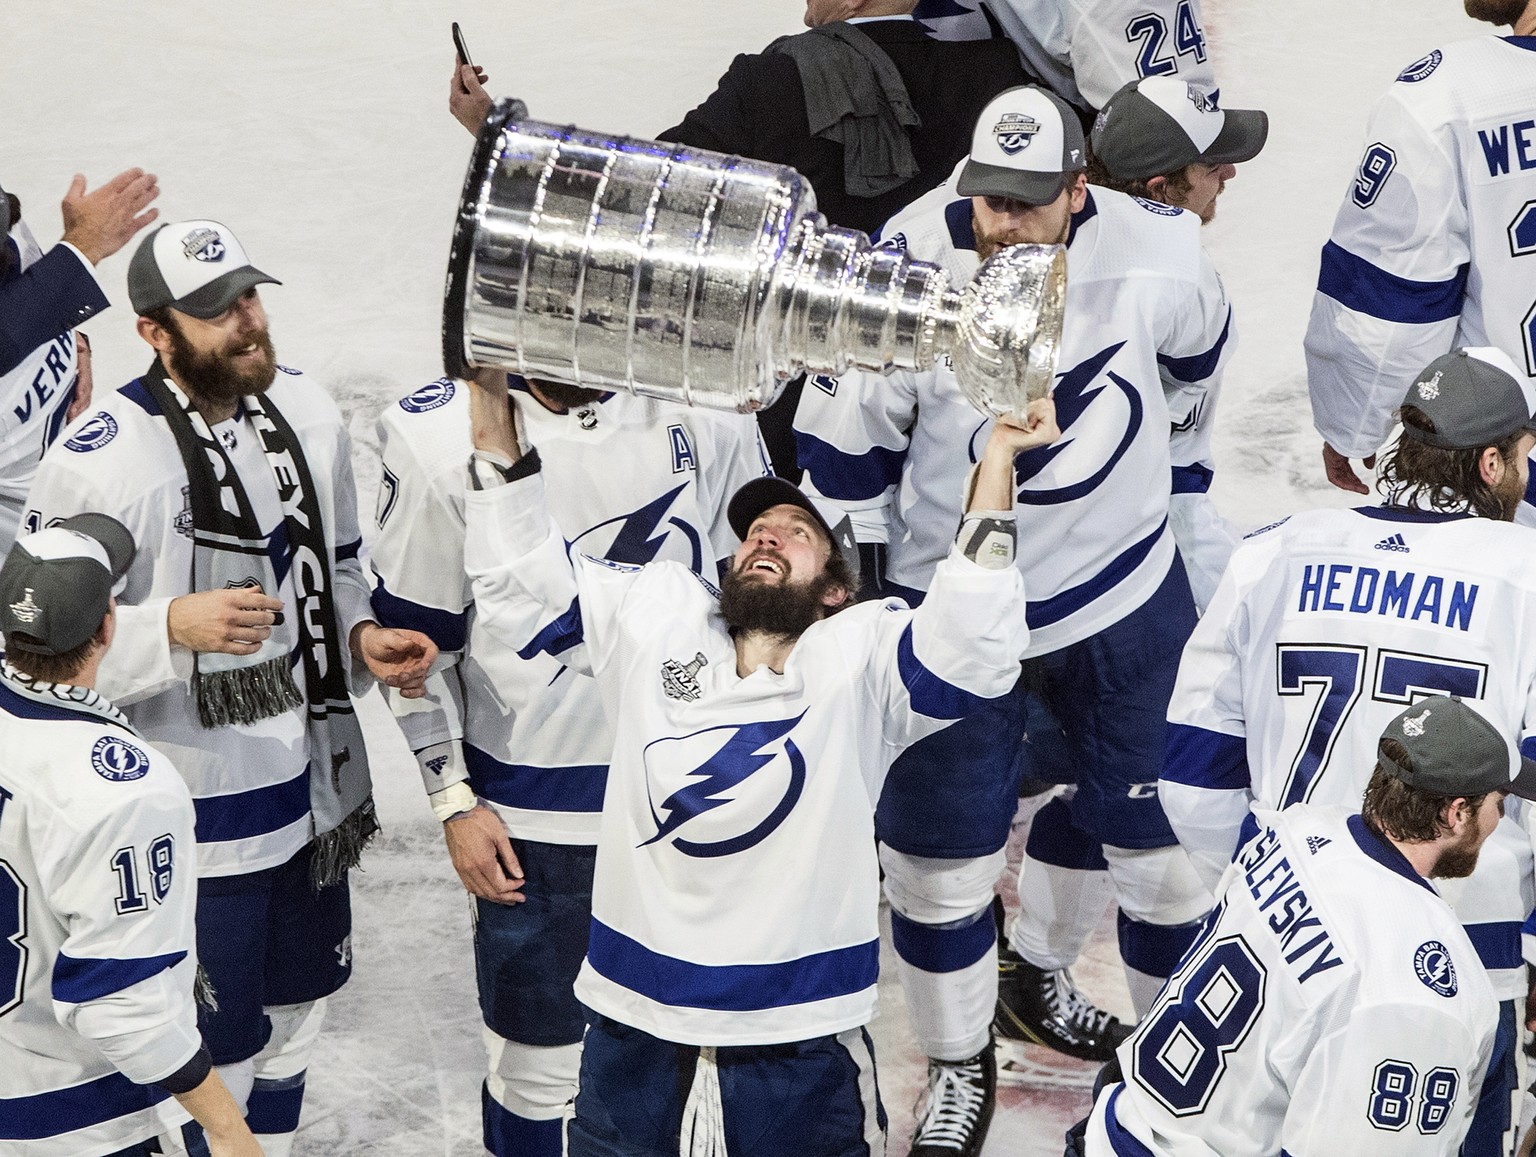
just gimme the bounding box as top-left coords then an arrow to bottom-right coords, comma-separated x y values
1276,645 -> 1486,807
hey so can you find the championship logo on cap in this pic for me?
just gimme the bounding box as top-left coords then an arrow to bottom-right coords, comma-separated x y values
1417,373 -> 1442,400
8,588 -> 40,625
1186,86 -> 1215,114
181,226 -> 226,263
993,113 -> 1041,156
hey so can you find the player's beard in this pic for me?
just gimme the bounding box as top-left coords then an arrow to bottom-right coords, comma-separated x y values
974,213 -> 1071,262
164,322 -> 278,409
1428,821 -> 1485,879
1464,0 -> 1527,25
719,559 -> 838,639
1493,462 -> 1527,521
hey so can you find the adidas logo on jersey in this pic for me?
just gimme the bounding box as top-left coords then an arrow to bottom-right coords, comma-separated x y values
1374,534 -> 1409,553
1305,835 -> 1331,855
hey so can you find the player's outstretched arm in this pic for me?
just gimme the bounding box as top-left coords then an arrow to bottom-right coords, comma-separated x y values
969,398 -> 1059,512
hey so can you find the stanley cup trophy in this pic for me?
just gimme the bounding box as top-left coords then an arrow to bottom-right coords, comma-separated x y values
443,99 -> 1067,418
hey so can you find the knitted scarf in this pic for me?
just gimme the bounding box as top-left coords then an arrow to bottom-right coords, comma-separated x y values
142,360 -> 375,885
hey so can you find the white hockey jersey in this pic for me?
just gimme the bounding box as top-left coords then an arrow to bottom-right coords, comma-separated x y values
0,668 -> 200,1155
1163,506 -> 1536,998
1087,805 -> 1497,1157
463,469 -> 1029,1045
914,0 -> 1217,113
0,226 -> 99,542
796,184 -> 1233,653
371,376 -> 769,844
25,367 -> 375,878
1306,36 -> 1536,460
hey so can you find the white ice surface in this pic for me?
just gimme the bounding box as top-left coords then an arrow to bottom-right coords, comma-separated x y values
2,0 -> 1489,1150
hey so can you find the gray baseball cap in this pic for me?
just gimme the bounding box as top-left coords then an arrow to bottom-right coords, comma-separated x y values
0,514 -> 135,656
727,477 -> 861,586
1398,347 -> 1536,450
1092,77 -> 1268,181
1378,695 -> 1536,801
128,220 -> 280,319
957,86 -> 1086,207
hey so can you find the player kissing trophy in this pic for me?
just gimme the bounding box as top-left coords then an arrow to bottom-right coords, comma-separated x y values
442,98 -> 1068,418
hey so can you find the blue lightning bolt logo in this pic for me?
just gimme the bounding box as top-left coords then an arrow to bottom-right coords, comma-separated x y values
966,341 -> 1143,506
640,713 -> 808,859
573,483 -> 704,572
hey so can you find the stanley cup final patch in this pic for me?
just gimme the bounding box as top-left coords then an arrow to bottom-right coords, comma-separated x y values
661,652 -> 708,701
993,113 -> 1041,155
181,226 -> 226,263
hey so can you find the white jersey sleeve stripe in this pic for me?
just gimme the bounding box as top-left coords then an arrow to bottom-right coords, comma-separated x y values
1163,722 -> 1249,789
368,574 -> 469,651
513,595 -> 585,661
1157,307 -> 1233,384
464,744 -> 608,814
1317,240 -> 1468,325
51,951 -> 187,1003
895,624 -> 1011,720
0,1071 -> 176,1141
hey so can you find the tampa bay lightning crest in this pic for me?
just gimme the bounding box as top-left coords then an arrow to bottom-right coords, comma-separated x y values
1397,50 -> 1442,83
399,378 -> 456,413
969,342 -> 1142,504
992,112 -> 1041,155
1413,941 -> 1458,997
92,736 -> 150,782
64,412 -> 119,453
571,482 -> 703,571
640,713 -> 807,858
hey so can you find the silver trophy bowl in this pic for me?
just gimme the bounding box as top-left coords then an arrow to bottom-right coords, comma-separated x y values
444,100 -> 1065,417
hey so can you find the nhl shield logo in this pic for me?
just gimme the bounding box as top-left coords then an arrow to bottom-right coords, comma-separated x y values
182,227 -> 226,263
992,113 -> 1041,156
661,652 -> 708,702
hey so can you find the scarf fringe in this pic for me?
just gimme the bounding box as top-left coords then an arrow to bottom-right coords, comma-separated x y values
195,654 -> 304,728
310,796 -> 381,888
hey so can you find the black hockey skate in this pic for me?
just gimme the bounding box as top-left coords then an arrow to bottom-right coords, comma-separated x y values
908,1042 -> 996,1157
994,940 -> 1131,1063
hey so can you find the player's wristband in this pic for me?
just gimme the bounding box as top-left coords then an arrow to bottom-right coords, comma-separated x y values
957,511 -> 1016,569
155,1045 -> 213,1095
430,781 -> 479,824
468,446 -> 541,490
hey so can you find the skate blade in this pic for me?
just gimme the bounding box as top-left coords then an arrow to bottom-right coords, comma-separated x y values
995,1038 -> 1099,1089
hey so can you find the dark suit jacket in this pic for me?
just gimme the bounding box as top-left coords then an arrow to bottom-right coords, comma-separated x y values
0,240 -> 108,378
657,19 -> 1031,236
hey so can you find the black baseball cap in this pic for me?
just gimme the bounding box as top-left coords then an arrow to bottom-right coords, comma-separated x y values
1379,696 -> 1536,801
1092,77 -> 1268,181
128,220 -> 280,319
0,514 -> 135,655
1398,347 -> 1536,450
727,477 -> 861,584
957,86 -> 1087,207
